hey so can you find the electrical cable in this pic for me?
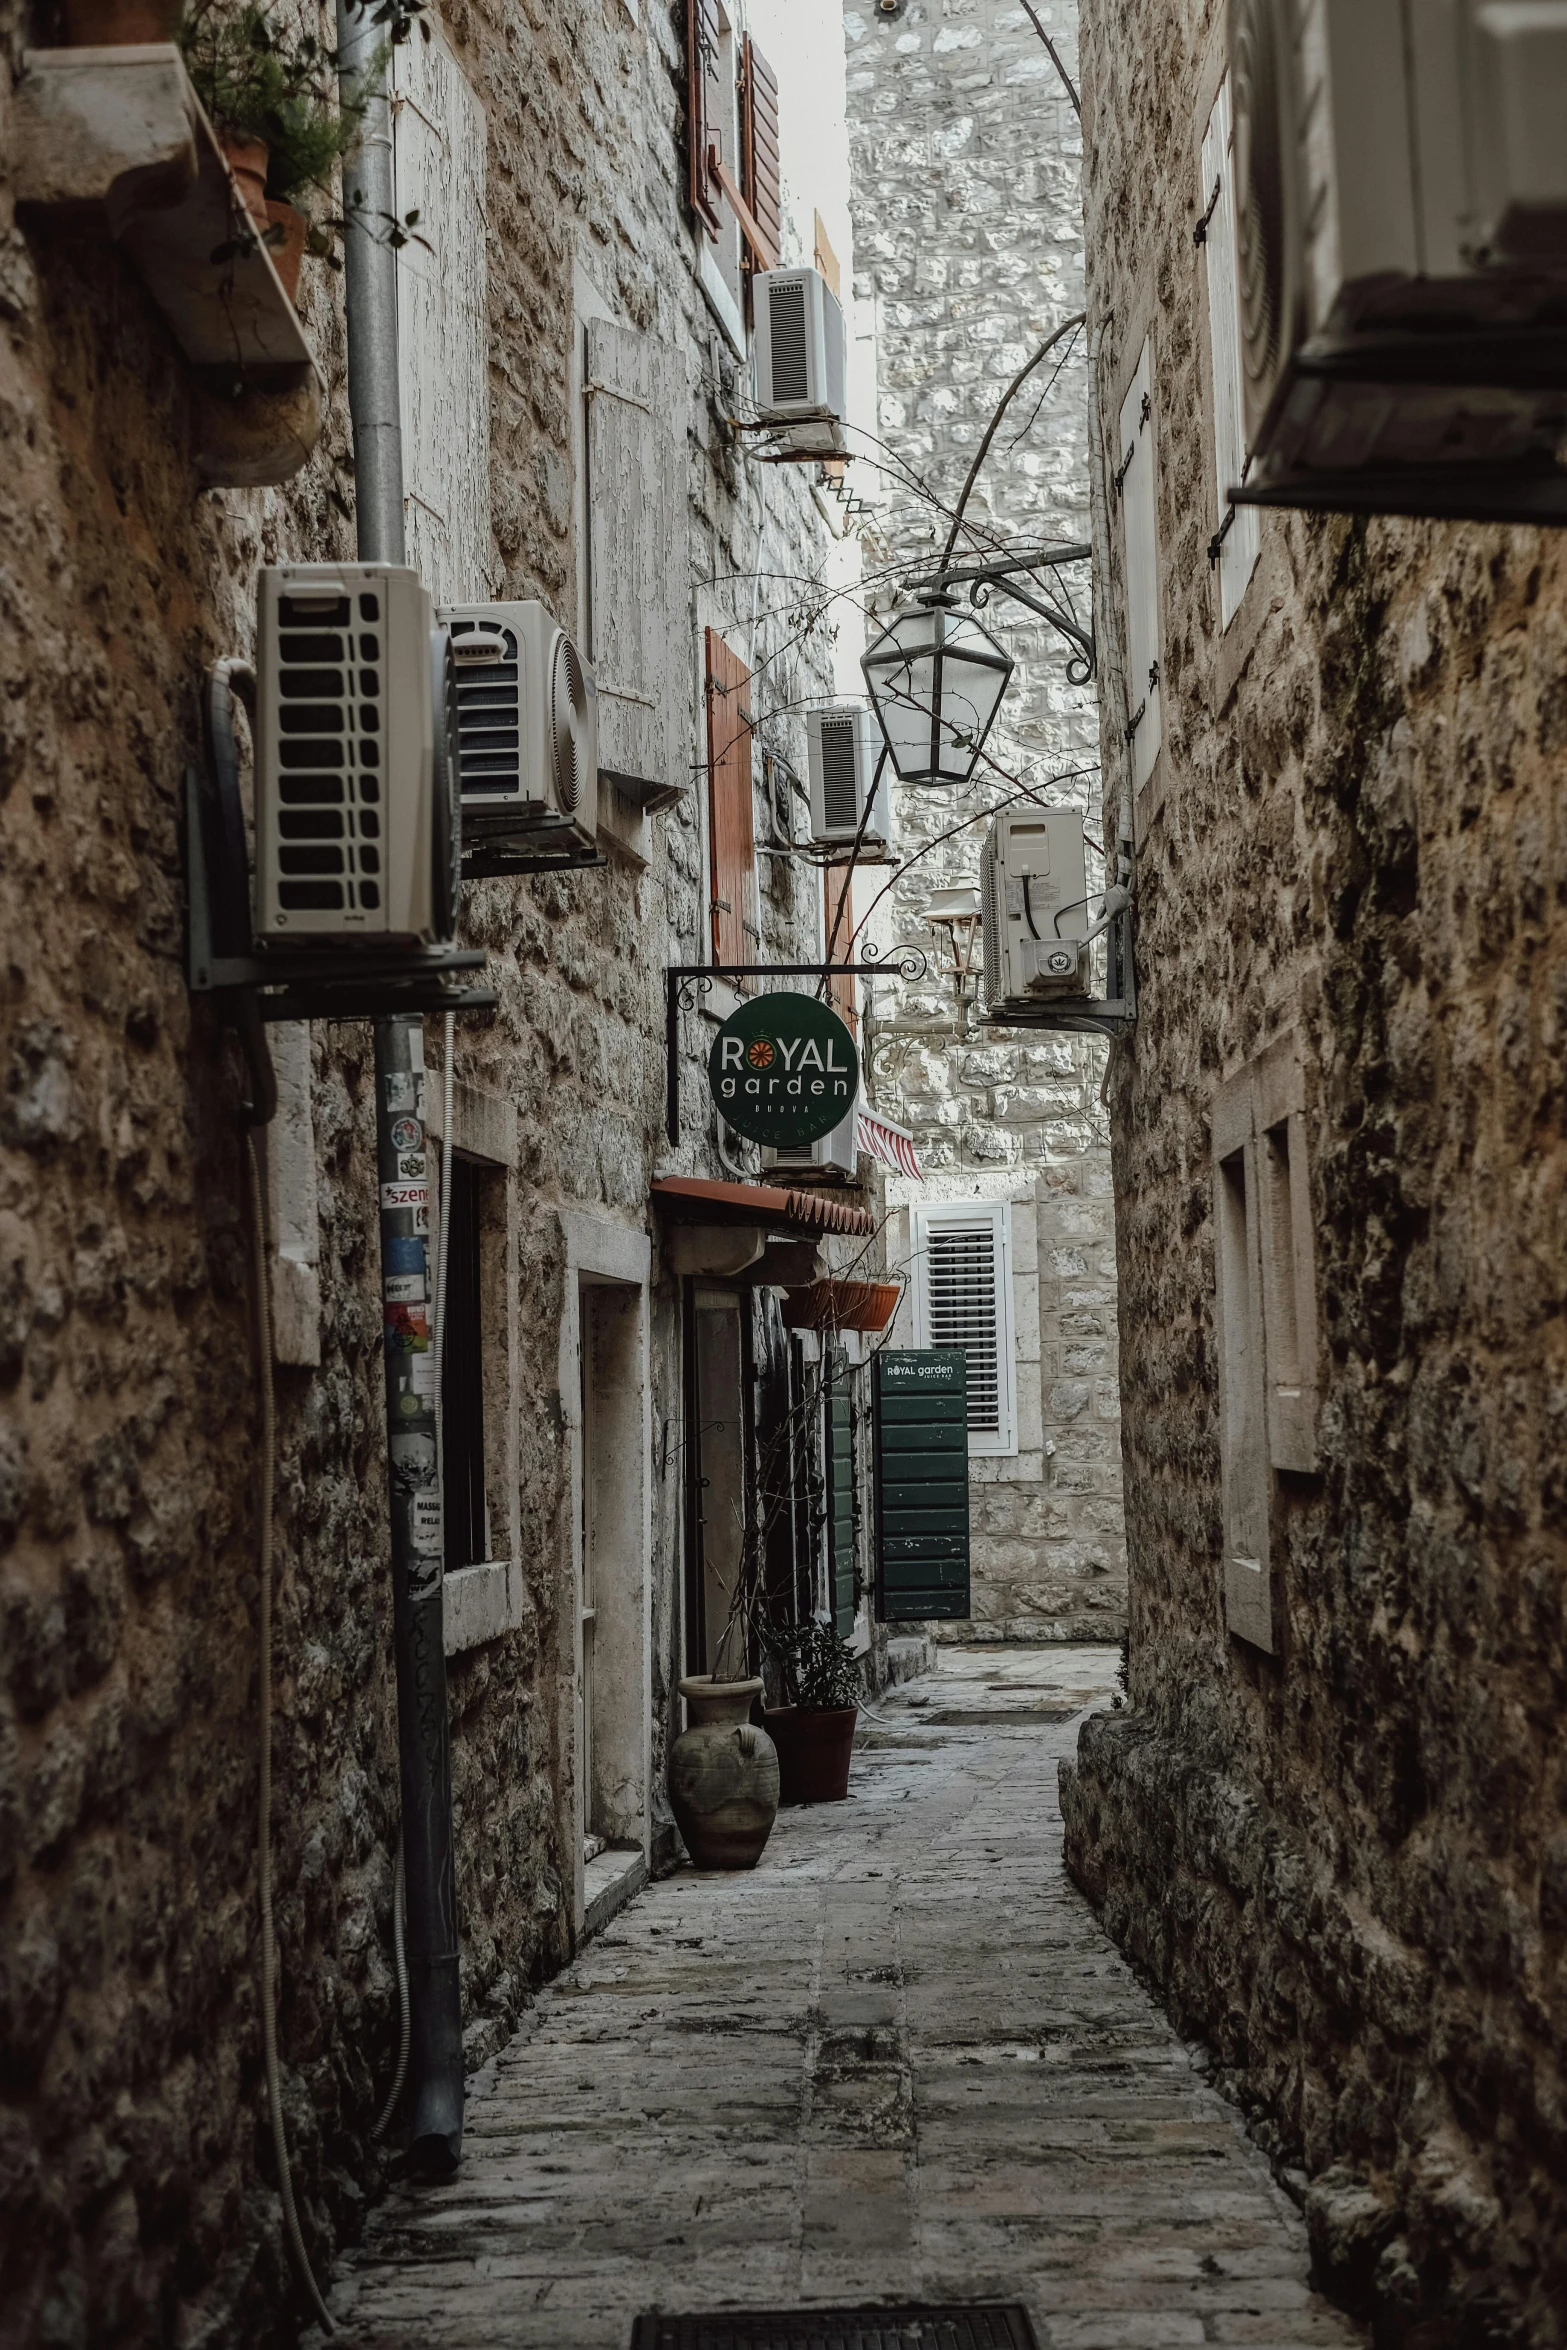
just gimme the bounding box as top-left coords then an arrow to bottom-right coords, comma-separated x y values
246,1132 -> 338,2338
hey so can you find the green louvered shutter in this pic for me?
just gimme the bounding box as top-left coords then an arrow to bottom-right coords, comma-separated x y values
825,1348 -> 857,1635
874,1350 -> 970,1622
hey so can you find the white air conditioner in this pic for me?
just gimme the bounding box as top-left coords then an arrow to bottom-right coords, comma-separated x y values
754,267 -> 847,454
761,1097 -> 859,1181
981,810 -> 1092,1008
255,564 -> 458,945
438,600 -> 598,856
806,707 -> 893,857
1231,0 -> 1567,520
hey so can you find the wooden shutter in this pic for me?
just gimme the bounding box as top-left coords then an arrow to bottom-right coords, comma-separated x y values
824,1348 -> 857,1636
874,1350 -> 970,1623
686,0 -> 723,236
392,31 -> 490,606
821,869 -> 858,1035
585,320 -> 687,796
911,1201 -> 1016,1455
705,630 -> 756,966
740,35 -> 782,302
1200,76 -> 1262,627
1116,340 -> 1162,795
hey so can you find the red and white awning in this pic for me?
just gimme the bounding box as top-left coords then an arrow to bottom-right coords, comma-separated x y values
856,1109 -> 922,1179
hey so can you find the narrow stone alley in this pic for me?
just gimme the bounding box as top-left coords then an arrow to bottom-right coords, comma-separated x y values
327,1653 -> 1363,2349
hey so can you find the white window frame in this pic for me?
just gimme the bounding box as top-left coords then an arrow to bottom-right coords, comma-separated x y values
1116,339 -> 1162,796
1200,74 -> 1262,628
909,1199 -> 1017,1458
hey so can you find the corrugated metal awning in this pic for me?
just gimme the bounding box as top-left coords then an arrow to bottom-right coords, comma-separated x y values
650,1176 -> 876,1237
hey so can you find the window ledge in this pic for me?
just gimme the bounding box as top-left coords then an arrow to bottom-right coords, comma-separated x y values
12,45 -> 322,487
444,1558 -> 524,1655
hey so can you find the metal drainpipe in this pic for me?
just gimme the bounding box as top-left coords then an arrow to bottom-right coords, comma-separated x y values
336,0 -> 463,2177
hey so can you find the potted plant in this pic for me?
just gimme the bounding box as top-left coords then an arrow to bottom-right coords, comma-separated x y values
179,0 -> 380,295
762,1617 -> 863,1805
668,1579 -> 781,1872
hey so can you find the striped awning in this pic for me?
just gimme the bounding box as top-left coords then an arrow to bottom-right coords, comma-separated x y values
856,1109 -> 922,1179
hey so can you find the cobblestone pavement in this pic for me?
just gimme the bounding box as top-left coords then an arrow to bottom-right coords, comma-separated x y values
327,1648 -> 1364,2349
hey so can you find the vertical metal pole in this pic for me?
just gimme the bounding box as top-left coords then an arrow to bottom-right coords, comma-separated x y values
337,0 -> 463,2173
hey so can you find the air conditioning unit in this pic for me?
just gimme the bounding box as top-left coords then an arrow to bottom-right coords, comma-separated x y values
754,267 -> 847,455
438,600 -> 598,857
1231,0 -> 1567,521
807,707 -> 893,857
255,564 -> 459,945
761,1098 -> 859,1181
980,810 -> 1092,1007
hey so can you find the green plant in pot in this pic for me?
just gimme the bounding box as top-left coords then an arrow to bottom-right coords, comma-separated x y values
762,1617 -> 863,1806
179,0 -> 383,296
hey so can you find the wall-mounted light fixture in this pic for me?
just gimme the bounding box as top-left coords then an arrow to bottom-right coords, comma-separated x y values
921,884 -> 984,1035
861,593 -> 1015,788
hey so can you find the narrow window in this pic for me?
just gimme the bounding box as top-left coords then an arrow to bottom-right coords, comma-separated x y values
1199,74 -> 1262,626
1214,1142 -> 1273,1650
1259,1113 -> 1318,1473
441,1154 -> 487,1573
1116,340 -> 1162,794
912,1202 -> 1016,1456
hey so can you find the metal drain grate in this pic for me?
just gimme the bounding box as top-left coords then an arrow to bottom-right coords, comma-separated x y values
630,2306 -> 1038,2350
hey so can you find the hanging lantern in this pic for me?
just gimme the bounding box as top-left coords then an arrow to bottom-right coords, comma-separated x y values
861,593 -> 1015,787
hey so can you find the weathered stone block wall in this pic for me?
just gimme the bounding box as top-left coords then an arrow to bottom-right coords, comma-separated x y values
1059,4 -> 1567,2342
843,0 -> 1126,1639
0,0 -> 841,2340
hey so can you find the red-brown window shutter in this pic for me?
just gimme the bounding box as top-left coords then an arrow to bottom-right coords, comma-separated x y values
740,36 -> 781,297
822,870 -> 859,1036
687,0 -> 723,237
705,630 -> 757,968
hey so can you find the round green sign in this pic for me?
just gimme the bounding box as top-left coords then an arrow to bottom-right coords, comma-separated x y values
708,990 -> 860,1148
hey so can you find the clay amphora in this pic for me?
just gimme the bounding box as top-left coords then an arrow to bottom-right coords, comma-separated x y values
669,1676 -> 779,1869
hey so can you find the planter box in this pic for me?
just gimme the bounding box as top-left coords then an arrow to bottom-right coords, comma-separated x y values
763,1705 -> 857,1804
780,1279 -> 901,1335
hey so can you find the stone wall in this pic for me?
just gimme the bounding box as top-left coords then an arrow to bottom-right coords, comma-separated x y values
0,1 -> 846,2341
1058,4 -> 1567,2343
843,0 -> 1126,1639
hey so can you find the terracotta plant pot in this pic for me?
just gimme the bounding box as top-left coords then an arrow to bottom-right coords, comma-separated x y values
62,0 -> 183,41
264,200 -> 308,300
669,1677 -> 779,1869
763,1704 -> 857,1804
220,134 -> 270,235
781,1280 -> 902,1335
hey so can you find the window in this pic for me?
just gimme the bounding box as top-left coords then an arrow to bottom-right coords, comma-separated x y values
1199,75 -> 1262,627
392,31 -> 490,605
705,628 -> 758,965
910,1200 -> 1017,1457
1116,339 -> 1162,797
441,1154 -> 486,1573
686,2 -> 780,342
1211,1039 -> 1319,1655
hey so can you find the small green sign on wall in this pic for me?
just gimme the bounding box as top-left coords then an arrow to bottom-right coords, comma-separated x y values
707,990 -> 859,1149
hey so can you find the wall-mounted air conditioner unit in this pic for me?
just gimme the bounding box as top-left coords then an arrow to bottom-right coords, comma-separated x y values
980,810 -> 1092,1008
806,707 -> 893,858
761,1097 -> 859,1181
1231,0 -> 1567,521
439,600 -> 598,859
255,564 -> 459,945
754,267 -> 847,455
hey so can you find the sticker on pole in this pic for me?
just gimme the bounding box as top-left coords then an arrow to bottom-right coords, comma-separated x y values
707,990 -> 859,1148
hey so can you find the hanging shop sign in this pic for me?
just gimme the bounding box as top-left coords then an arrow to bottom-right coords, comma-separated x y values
707,990 -> 860,1148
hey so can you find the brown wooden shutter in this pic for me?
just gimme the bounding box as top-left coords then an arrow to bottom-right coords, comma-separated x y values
822,870 -> 858,1035
740,35 -> 781,302
686,0 -> 722,237
705,630 -> 756,967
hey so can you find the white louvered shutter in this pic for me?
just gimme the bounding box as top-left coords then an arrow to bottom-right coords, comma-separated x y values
912,1202 -> 1016,1457
585,319 -> 688,796
1117,342 -> 1162,796
393,35 -> 491,606
1201,76 -> 1262,628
